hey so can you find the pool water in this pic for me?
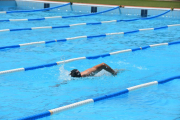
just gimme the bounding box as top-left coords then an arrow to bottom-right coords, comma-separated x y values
0,5 -> 180,120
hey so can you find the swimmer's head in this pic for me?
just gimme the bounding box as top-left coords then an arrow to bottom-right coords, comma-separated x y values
70,69 -> 81,77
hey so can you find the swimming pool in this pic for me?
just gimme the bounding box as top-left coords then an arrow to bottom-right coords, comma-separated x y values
0,1 -> 180,119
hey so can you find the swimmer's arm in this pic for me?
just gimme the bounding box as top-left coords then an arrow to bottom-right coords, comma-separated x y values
100,63 -> 117,75
81,63 -> 116,77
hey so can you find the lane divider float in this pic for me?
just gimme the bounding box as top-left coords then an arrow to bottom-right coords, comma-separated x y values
17,75 -> 180,120
0,10 -> 171,33
0,23 -> 179,50
0,6 -> 119,22
0,40 -> 180,75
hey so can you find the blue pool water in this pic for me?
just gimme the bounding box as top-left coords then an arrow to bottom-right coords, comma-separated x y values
0,5 -> 180,120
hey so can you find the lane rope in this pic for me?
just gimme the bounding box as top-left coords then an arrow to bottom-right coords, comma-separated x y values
17,75 -> 180,120
0,6 -> 119,22
0,40 -> 180,75
0,23 -> 179,51
0,10 -> 171,33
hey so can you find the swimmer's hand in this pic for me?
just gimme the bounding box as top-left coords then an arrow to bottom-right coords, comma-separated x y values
113,71 -> 117,76
113,69 -> 126,76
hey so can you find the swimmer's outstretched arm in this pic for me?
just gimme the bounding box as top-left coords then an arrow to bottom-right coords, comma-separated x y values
81,63 -> 117,77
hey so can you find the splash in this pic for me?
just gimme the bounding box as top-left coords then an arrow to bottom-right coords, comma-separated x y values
58,65 -> 71,81
94,70 -> 112,77
50,65 -> 71,87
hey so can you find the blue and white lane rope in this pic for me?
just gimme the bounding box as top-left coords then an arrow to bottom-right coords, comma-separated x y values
0,23 -> 179,50
0,10 -> 170,33
0,40 -> 180,75
0,6 -> 119,22
18,75 -> 180,120
0,2 -> 71,14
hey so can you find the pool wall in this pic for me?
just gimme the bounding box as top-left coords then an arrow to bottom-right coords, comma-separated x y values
0,0 -> 17,7
11,0 -> 180,18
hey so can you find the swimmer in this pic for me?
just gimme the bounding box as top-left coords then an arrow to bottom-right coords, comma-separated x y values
70,63 -> 121,77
